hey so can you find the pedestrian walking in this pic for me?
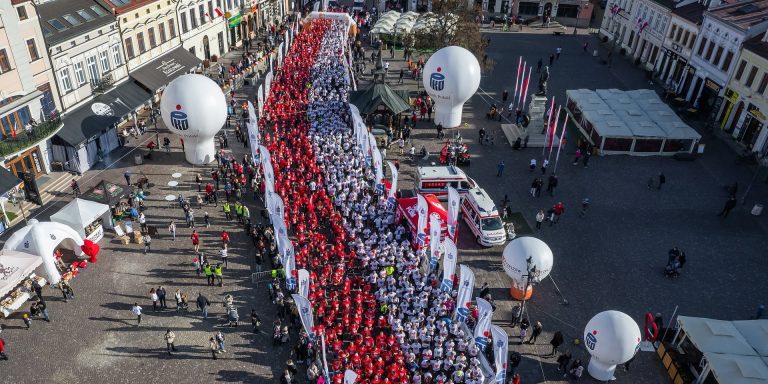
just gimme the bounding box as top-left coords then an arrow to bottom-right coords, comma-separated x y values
572,149 -> 582,165
535,178 -> 543,197
528,321 -> 543,343
165,330 -> 177,355
502,89 -> 509,103
175,289 -> 183,310
124,171 -> 131,186
658,172 -> 666,190
214,264 -> 224,287
549,330 -> 564,355
35,300 -> 50,322
209,337 -> 218,359
0,337 -> 7,360
22,313 -> 31,329
530,178 -> 538,197
157,286 -> 167,309
398,68 -> 404,84
197,293 -> 210,319
583,148 -> 592,167
556,47 -> 562,60
547,173 -> 558,196
579,198 -> 590,218
251,309 -> 262,334
168,220 -> 176,241
583,42 -> 589,52
718,195 -> 737,218
541,159 -> 549,174
131,303 -> 143,325
143,234 -> 151,254
191,230 -> 200,253
220,245 -> 229,269
497,161 -> 505,177
479,127 -> 486,143
536,209 -> 545,230
216,330 -> 226,352
553,202 -> 565,224
60,280 -> 74,302
529,158 -> 537,172
223,201 -> 232,220
149,288 -> 159,311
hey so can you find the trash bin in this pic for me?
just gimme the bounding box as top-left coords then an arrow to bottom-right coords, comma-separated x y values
751,204 -> 763,216
134,154 -> 143,165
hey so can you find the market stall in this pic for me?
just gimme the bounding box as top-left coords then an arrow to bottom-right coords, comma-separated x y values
0,250 -> 47,318
395,194 -> 449,249
565,89 -> 702,155
50,198 -> 113,242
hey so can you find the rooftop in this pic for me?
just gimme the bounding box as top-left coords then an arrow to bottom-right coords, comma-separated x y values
743,33 -> 768,60
708,0 -> 768,31
100,0 -> 160,14
36,0 -> 115,46
673,2 -> 707,24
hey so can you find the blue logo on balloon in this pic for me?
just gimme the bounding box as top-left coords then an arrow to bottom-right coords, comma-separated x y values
430,72 -> 445,91
170,110 -> 189,130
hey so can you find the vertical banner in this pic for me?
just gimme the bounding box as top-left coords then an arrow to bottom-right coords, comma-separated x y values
416,194 -> 428,246
265,70 -> 274,96
474,297 -> 494,351
320,331 -> 330,379
298,269 -> 310,299
267,191 -> 283,220
491,324 -> 509,384
447,186 -> 460,240
344,370 -> 358,384
455,264 -> 475,322
247,101 -> 259,161
367,132 -> 378,164
257,85 -> 265,116
259,145 -> 274,193
386,161 -> 398,210
372,147 -> 384,194
291,294 -> 315,338
429,214 -> 441,271
283,244 -> 296,290
441,238 -> 457,292
278,42 -> 284,64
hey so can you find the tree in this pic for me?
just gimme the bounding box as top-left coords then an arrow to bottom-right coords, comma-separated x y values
410,0 -> 493,71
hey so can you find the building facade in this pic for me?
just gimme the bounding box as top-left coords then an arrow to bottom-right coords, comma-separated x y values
600,0 -> 674,70
177,0 -> 228,60
721,34 -> 768,152
657,3 -> 703,95
0,0 -> 62,178
686,1 -> 768,120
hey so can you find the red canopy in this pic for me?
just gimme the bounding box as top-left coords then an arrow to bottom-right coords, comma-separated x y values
395,194 -> 452,249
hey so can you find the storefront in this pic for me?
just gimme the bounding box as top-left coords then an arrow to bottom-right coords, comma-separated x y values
228,12 -> 243,48
718,88 -> 740,131
0,167 -> 23,233
699,77 -> 722,117
4,147 -> 47,178
53,81 -> 151,174
734,103 -> 766,148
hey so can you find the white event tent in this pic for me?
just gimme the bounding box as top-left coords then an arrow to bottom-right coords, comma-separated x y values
50,198 -> 112,241
565,89 -> 702,155
3,219 -> 85,285
0,250 -> 43,298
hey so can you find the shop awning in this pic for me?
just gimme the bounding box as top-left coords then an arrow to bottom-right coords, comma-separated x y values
57,81 -> 151,147
0,167 -> 22,198
130,47 -> 201,92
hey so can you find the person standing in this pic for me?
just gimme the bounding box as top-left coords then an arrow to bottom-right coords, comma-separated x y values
131,303 -> 143,325
549,330 -> 564,356
175,289 -> 183,311
215,331 -> 226,353
497,161 -> 505,177
553,202 -> 565,223
718,195 -> 737,218
22,313 -> 31,329
36,300 -> 50,322
549,54 -> 555,66
658,172 -> 666,190
398,68 -> 404,84
220,245 -> 229,269
251,309 -> 262,334
143,234 -> 152,254
214,264 -> 224,287
556,47 -> 562,60
579,198 -> 590,218
0,337 -> 7,360
204,262 -> 214,285
138,212 -> 147,233
209,337 -> 218,359
149,288 -> 159,311
502,89 -> 509,104
547,173 -> 558,196
223,202 -> 232,220
528,321 -> 543,344
530,178 -> 538,197
541,159 -> 549,174
190,230 -> 200,253
165,330 -> 177,355
124,171 -> 131,186
157,286 -> 167,309
535,209 -> 545,230
535,178 -> 543,197
197,293 -> 210,319
168,220 -> 177,241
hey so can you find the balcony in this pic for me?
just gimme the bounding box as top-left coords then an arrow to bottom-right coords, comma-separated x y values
0,118 -> 64,157
91,73 -> 115,94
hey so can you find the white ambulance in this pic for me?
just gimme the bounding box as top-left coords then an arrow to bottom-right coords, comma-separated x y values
416,166 -> 476,200
461,187 -> 506,246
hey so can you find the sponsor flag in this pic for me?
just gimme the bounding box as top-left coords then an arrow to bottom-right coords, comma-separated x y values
455,264 -> 475,322
429,214 -> 441,272
512,56 -> 522,110
491,324 -> 509,384
292,294 -> 314,338
298,269 -> 310,299
416,194 -> 428,246
387,161 -> 398,210
441,238 -> 457,292
447,186 -> 460,239
344,370 -> 358,384
474,297 -> 494,351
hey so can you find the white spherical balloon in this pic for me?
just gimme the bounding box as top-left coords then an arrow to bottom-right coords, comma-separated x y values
584,310 -> 641,364
422,46 -> 481,128
502,236 -> 553,284
160,74 -> 227,164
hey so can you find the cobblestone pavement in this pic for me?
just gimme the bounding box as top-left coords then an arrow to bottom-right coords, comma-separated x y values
0,44 -> 291,383
369,31 -> 768,383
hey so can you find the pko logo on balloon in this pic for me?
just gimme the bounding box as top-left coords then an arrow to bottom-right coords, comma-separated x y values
430,69 -> 445,91
585,331 -> 597,350
170,104 -> 189,131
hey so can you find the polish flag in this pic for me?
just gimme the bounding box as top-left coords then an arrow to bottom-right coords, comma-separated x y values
215,7 -> 224,17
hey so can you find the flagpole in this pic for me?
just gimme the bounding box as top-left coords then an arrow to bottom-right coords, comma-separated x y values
512,57 -> 522,112
321,331 -> 330,380
547,105 -> 561,161
542,97 -> 555,156
521,67 -> 533,113
553,114 -> 568,173
516,61 -> 527,109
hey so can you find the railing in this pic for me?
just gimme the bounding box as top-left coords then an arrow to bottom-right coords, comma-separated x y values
0,118 -> 63,157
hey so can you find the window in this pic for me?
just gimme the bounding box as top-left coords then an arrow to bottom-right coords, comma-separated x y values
148,27 -> 157,48
90,5 -> 108,16
77,9 -> 95,21
191,10 -> 198,28
26,39 -> 40,61
713,46 -> 723,66
199,5 -> 206,25
112,44 -> 122,66
17,6 -> 28,21
125,37 -> 135,59
736,60 -> 747,80
0,106 -> 32,139
721,51 -> 734,72
99,50 -> 110,72
62,14 -> 83,26
227,0 -> 233,10
705,42 -> 715,61
746,66 -> 758,87
758,73 -> 768,94
137,32 -> 146,53
74,61 -> 86,84
169,19 -> 176,38
0,49 -> 11,72
208,1 -> 214,21
669,25 -> 676,39
159,23 -> 166,43
48,19 -> 67,31
87,55 -> 99,82
58,68 -> 73,92
697,37 -> 708,56
682,30 -> 690,46
181,12 -> 189,33
689,34 -> 697,49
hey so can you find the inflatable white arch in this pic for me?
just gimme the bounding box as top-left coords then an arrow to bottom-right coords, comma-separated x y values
3,219 -> 85,285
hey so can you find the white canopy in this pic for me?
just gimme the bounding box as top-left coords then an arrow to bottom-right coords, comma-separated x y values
3,219 -> 85,285
677,316 -> 756,356
705,353 -> 768,384
733,320 -> 768,356
49,198 -> 112,240
0,250 -> 42,297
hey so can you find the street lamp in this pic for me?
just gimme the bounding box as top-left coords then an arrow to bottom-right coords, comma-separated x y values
516,256 -> 537,325
8,192 -> 28,225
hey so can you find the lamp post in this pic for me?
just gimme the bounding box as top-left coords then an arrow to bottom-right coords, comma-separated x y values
8,192 -> 28,225
516,256 -> 537,325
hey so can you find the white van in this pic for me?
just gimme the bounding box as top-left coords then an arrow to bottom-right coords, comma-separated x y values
417,166 -> 476,199
461,187 -> 506,246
